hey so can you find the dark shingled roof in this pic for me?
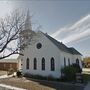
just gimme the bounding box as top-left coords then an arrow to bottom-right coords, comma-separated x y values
69,47 -> 82,55
44,33 -> 82,55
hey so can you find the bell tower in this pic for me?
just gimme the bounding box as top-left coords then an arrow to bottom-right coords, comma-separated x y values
19,10 -> 33,49
25,10 -> 32,31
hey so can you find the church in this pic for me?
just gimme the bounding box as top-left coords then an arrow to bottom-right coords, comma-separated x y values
20,11 -> 82,78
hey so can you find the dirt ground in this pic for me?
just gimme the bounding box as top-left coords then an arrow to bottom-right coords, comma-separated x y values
0,77 -> 84,90
0,70 -> 7,76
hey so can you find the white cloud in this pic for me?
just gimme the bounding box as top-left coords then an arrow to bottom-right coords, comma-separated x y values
51,14 -> 90,44
69,14 -> 90,30
61,29 -> 90,43
51,27 -> 68,38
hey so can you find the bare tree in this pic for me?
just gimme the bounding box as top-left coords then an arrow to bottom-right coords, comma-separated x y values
0,10 -> 26,59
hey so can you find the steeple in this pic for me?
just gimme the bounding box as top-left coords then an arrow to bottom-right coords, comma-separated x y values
24,10 -> 32,31
19,10 -> 33,48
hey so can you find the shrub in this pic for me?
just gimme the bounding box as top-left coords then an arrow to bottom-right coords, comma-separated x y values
16,70 -> 22,77
47,75 -> 55,81
72,63 -> 82,73
61,64 -> 82,81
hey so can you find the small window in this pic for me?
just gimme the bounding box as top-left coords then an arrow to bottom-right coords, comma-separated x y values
68,58 -> 70,66
51,57 -> 55,71
26,58 -> 29,69
42,58 -> 45,70
36,43 -> 42,49
34,58 -> 37,70
64,57 -> 66,67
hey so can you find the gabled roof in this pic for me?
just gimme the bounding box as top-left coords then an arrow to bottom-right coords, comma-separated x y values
69,47 -> 82,55
43,33 -> 82,55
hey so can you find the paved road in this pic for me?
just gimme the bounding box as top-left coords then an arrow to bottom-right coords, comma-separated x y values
84,82 -> 90,90
29,78 -> 84,90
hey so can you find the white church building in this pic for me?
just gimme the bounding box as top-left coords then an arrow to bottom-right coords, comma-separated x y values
20,11 -> 82,78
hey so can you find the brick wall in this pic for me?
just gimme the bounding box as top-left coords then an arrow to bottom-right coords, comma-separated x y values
0,63 -> 18,71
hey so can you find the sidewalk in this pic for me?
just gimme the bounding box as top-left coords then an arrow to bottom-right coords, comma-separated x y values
84,82 -> 90,90
0,72 -> 16,79
0,75 -> 12,79
0,84 -> 26,90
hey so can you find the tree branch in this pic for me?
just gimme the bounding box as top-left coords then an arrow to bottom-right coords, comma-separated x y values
0,52 -> 23,59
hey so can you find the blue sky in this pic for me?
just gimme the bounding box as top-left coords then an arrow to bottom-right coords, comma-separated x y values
0,0 -> 90,57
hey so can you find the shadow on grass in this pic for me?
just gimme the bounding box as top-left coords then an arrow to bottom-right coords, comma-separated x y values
83,74 -> 90,85
26,77 -> 84,90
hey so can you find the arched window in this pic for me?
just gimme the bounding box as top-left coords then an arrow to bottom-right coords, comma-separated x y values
42,58 -> 45,70
51,57 -> 55,71
64,57 -> 66,67
26,58 -> 29,69
68,58 -> 70,66
76,58 -> 79,65
34,58 -> 37,70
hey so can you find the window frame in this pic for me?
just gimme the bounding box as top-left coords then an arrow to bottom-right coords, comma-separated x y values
68,58 -> 70,66
34,58 -> 37,70
64,57 -> 66,67
76,58 -> 79,65
36,43 -> 42,49
42,57 -> 45,70
26,58 -> 29,69
51,57 -> 55,71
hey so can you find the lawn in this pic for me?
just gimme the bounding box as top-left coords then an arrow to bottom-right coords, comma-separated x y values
82,68 -> 90,84
83,74 -> 90,84
0,77 -> 84,90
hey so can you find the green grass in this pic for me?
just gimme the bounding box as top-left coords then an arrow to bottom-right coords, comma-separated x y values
83,74 -> 90,84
